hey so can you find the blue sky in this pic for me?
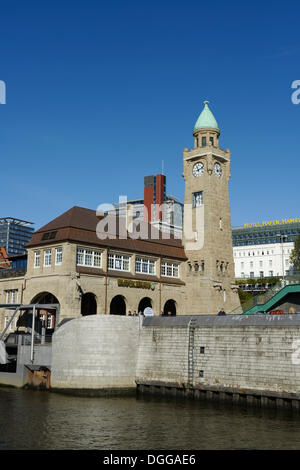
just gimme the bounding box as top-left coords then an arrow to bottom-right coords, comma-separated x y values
0,0 -> 299,229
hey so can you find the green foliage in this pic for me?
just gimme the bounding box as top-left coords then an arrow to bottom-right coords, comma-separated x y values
290,234 -> 300,270
238,289 -> 253,304
236,276 -> 279,286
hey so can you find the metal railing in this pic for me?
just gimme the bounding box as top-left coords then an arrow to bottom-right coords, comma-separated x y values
231,274 -> 300,314
0,268 -> 26,279
5,332 -> 53,345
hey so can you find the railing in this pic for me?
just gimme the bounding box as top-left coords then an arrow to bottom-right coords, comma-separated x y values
20,334 -> 53,345
0,268 -> 26,279
5,332 -> 53,345
232,274 -> 300,314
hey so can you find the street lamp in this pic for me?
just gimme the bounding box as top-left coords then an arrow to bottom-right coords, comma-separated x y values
277,233 -> 288,284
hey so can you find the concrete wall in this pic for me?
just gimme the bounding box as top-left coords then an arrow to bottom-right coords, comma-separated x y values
137,317 -> 190,384
8,313 -> 298,399
18,343 -> 52,368
0,343 -> 52,388
0,367 -> 27,387
50,315 -> 141,390
137,315 -> 300,396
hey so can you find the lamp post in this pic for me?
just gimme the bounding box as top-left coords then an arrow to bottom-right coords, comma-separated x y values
277,234 -> 288,285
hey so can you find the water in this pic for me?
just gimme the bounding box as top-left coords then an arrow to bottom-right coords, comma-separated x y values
1,387 -> 300,450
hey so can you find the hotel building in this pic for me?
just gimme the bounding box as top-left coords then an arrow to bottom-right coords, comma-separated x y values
232,219 -> 300,279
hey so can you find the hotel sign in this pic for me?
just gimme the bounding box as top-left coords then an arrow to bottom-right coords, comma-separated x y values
244,218 -> 300,228
118,279 -> 155,290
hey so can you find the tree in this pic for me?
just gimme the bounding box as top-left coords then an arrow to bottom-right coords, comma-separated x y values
290,234 -> 300,271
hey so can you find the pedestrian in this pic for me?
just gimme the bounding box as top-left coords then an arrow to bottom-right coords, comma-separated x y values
217,308 -> 226,316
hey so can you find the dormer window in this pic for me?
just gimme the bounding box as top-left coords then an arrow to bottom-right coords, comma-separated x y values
41,231 -> 57,241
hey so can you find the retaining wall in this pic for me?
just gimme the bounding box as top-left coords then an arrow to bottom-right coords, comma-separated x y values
137,315 -> 300,400
50,315 -> 141,390
0,343 -> 52,388
39,314 -> 300,406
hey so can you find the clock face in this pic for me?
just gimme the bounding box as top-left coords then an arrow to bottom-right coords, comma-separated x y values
193,162 -> 204,177
214,162 -> 222,178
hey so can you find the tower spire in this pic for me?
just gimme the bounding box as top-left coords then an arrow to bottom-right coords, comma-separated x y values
193,100 -> 220,149
194,100 -> 219,131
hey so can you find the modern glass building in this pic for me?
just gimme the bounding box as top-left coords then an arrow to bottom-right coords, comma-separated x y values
232,220 -> 300,246
0,218 -> 34,256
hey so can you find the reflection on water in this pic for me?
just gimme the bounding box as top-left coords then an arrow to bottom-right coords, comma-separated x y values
0,387 -> 300,450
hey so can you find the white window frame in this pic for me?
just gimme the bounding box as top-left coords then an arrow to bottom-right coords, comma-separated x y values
135,257 -> 156,275
5,289 -> 18,304
4,316 -> 16,331
47,315 -> 53,329
55,247 -> 63,265
192,191 -> 203,208
161,261 -> 179,278
44,249 -> 52,267
108,253 -> 130,272
76,247 -> 102,268
34,250 -> 41,268
11,290 -> 17,304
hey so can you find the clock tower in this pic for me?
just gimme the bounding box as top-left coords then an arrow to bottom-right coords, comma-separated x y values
182,101 -> 240,314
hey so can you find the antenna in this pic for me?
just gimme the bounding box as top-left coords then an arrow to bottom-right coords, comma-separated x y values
162,160 -> 164,175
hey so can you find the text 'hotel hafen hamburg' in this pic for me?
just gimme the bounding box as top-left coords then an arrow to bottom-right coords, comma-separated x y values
0,101 -> 241,331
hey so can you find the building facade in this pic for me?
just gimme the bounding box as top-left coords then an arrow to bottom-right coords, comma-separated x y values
0,217 -> 34,256
233,219 -> 300,279
110,173 -> 184,238
182,100 -> 240,314
0,101 -> 240,333
0,206 -> 188,332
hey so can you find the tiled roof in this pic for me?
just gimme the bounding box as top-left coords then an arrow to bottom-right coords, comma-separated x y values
26,206 -> 187,261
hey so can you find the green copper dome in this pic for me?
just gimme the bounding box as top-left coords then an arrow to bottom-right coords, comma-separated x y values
194,100 -> 219,131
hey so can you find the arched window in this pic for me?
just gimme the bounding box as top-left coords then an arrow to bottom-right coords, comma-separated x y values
110,295 -> 126,315
138,297 -> 152,314
163,299 -> 176,316
81,293 -> 97,316
28,292 -> 60,334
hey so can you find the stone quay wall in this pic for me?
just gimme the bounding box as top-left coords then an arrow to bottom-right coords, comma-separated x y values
50,315 -> 141,391
49,314 -> 300,405
137,315 -> 300,400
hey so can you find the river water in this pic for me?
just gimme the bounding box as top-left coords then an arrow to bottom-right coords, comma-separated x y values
1,387 -> 300,450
